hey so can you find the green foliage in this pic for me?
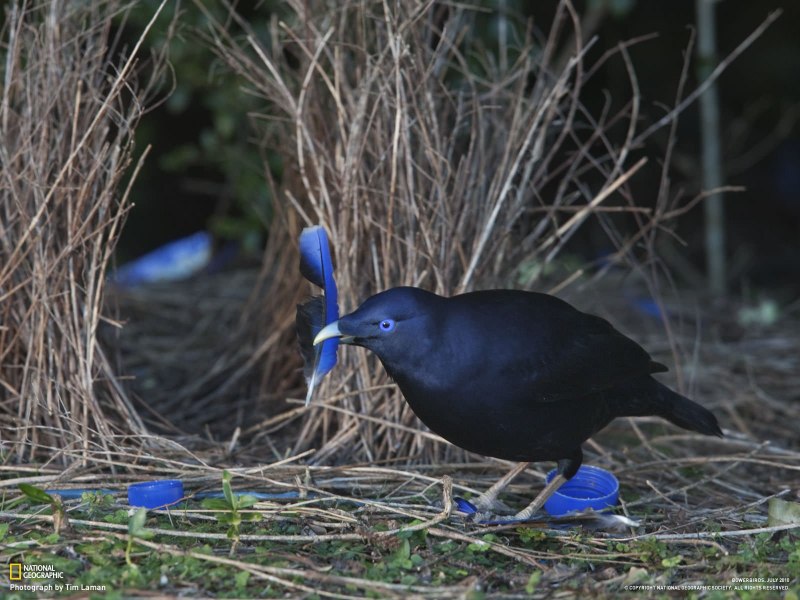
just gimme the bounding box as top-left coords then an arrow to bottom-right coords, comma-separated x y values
126,508 -> 154,568
787,537 -> 800,569
105,509 -> 133,525
18,483 -> 53,504
128,508 -> 153,539
525,570 -> 542,594
660,554 -> 683,568
81,490 -> 115,519
516,527 -> 547,545
3,493 -> 797,598
467,533 -> 497,553
120,1 -> 279,253
768,498 -> 800,526
18,483 -> 69,534
201,470 -> 260,540
588,0 -> 638,18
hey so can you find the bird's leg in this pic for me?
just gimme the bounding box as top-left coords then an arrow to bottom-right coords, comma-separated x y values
483,452 -> 582,522
510,473 -> 566,521
470,462 -> 530,514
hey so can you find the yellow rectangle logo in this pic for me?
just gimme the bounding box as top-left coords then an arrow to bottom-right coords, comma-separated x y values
9,563 -> 22,580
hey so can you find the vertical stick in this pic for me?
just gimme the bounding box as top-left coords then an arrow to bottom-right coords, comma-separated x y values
696,0 -> 726,294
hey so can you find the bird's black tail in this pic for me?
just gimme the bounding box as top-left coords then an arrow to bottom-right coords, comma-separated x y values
614,378 -> 723,437
654,382 -> 723,437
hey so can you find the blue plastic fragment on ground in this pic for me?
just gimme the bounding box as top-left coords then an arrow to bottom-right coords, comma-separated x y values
45,489 -> 116,499
110,231 -> 212,287
454,497 -> 478,514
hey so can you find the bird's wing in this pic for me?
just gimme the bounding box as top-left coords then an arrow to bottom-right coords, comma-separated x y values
453,291 -> 665,403
527,322 -> 666,401
534,334 -> 666,402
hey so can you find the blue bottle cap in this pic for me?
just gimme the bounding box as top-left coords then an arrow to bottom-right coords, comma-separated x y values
128,479 -> 184,509
544,465 -> 619,516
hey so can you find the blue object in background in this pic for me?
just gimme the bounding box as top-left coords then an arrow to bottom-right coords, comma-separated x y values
544,465 -> 619,516
630,296 -> 665,320
193,490 -> 312,501
128,480 -> 184,509
298,225 -> 339,403
110,231 -> 212,287
46,489 -> 115,500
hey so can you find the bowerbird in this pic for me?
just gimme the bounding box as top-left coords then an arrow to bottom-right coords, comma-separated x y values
314,286 -> 722,520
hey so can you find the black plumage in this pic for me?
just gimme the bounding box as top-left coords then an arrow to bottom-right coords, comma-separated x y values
313,286 -> 722,519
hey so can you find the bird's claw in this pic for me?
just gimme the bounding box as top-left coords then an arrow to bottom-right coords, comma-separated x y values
454,497 -> 539,524
473,511 -> 537,525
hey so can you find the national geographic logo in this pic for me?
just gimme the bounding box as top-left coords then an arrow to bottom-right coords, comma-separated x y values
7,562 -> 63,580
8,561 -> 108,594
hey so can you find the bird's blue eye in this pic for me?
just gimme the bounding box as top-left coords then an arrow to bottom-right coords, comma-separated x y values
379,319 -> 396,332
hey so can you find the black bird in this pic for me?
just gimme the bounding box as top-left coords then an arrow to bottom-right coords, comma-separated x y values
313,287 -> 722,520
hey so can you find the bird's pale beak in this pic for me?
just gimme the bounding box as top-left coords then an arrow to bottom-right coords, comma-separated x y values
313,321 -> 343,345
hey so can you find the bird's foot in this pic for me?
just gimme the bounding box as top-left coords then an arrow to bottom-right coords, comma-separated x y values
460,490 -> 554,524
453,489 -> 515,520
469,494 -> 515,515
473,511 -> 544,525
453,497 -> 514,523
454,498 -> 538,524
467,502 -> 547,524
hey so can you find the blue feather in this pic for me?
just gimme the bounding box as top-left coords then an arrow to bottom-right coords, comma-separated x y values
298,226 -> 339,402
454,497 -> 478,514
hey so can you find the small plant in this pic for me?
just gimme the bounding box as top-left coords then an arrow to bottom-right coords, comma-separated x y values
201,470 -> 260,548
525,571 -> 542,595
81,490 -> 115,519
18,483 -> 69,534
126,508 -> 152,567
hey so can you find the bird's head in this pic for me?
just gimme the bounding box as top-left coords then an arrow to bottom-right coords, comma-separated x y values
313,286 -> 441,360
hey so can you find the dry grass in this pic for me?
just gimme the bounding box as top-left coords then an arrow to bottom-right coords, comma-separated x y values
0,0 -> 169,462
193,0 -> 691,464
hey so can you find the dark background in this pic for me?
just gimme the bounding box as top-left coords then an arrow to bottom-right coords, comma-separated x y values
120,0 -> 799,298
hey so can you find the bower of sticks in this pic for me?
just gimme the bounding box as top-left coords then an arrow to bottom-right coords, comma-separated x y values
1,0 -> 797,594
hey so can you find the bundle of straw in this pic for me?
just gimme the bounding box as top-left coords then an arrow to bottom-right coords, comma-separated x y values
202,0 -> 659,464
0,1 -> 168,462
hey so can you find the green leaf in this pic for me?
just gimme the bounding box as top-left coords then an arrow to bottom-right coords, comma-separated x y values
234,570 -> 250,589
128,507 -> 146,535
222,470 -> 234,508
236,495 -> 259,510
467,540 -> 490,553
19,483 -> 54,505
396,539 -> 410,561
0,522 -> 8,541
661,555 -> 683,568
525,571 -> 542,594
768,498 -> 800,526
105,509 -> 131,525
43,532 -> 61,544
128,508 -> 153,539
201,498 -> 232,511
